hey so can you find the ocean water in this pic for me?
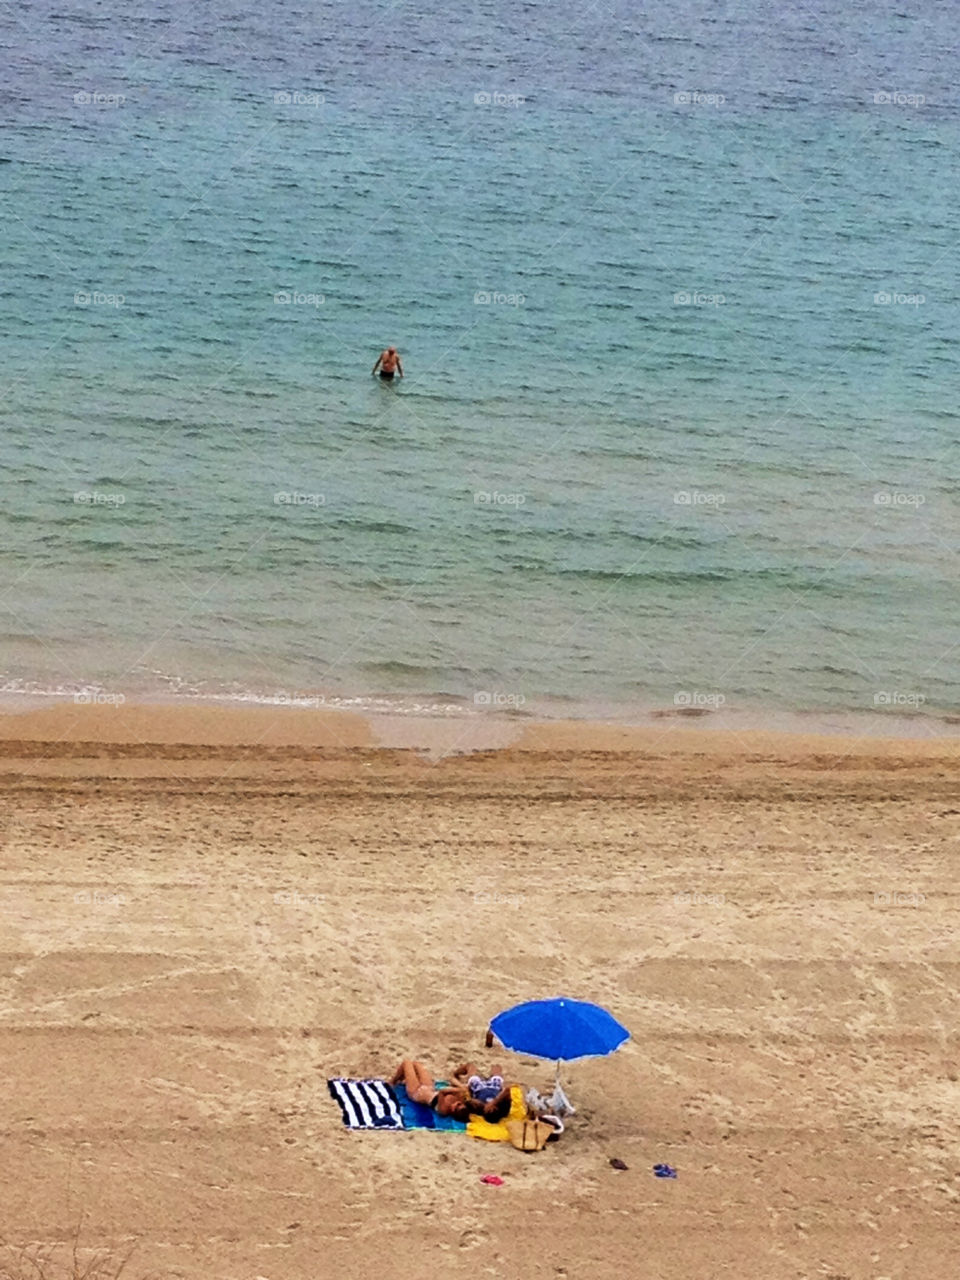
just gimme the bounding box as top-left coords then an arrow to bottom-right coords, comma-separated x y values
1,0 -> 958,728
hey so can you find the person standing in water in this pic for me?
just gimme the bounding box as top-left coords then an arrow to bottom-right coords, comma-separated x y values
372,346 -> 403,380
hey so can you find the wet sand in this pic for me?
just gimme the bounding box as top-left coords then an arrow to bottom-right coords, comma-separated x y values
1,703 -> 958,1278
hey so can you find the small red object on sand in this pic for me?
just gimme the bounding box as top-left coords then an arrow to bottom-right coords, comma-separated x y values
480,1174 -> 504,1186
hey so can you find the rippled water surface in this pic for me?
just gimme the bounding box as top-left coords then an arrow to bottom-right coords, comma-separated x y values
1,0 -> 958,724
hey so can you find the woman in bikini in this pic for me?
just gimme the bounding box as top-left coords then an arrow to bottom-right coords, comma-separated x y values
389,1059 -> 513,1122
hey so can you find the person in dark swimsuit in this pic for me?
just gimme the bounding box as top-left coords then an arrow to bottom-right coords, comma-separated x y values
390,1059 -> 470,1120
372,346 -> 403,380
389,1059 -> 514,1121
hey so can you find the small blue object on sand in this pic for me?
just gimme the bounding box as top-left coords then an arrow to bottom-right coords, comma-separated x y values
653,1163 -> 677,1178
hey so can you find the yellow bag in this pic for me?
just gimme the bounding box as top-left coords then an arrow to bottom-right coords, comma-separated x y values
506,1117 -> 555,1152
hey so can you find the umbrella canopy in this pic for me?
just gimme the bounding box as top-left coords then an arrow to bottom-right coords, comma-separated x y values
489,997 -> 630,1063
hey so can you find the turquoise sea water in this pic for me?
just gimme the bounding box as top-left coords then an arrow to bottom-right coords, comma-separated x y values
1,0 -> 958,727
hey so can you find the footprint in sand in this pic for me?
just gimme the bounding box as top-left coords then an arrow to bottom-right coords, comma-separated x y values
681,1090 -> 714,1114
459,1228 -> 488,1250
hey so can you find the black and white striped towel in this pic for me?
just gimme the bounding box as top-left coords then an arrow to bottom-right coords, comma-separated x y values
328,1078 -> 404,1129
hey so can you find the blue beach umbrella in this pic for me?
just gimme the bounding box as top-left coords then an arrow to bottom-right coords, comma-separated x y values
489,996 -> 630,1084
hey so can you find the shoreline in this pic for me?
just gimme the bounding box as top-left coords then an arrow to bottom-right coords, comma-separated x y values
0,695 -> 957,758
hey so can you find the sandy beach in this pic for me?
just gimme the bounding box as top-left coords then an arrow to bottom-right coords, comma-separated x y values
1,702 -> 958,1279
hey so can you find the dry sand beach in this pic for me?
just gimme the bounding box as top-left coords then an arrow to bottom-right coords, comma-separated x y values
1,704 -> 959,1279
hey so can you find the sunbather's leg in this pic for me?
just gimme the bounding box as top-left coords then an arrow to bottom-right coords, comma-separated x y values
455,1061 -> 504,1085
390,1059 -> 424,1087
392,1059 -> 436,1103
411,1061 -> 433,1090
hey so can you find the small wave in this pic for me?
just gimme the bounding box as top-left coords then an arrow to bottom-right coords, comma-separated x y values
55,538 -> 134,552
328,518 -> 416,536
552,566 -> 841,590
357,661 -> 477,680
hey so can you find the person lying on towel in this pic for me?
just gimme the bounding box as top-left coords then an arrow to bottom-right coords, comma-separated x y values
451,1060 -> 507,1104
390,1060 -> 514,1122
